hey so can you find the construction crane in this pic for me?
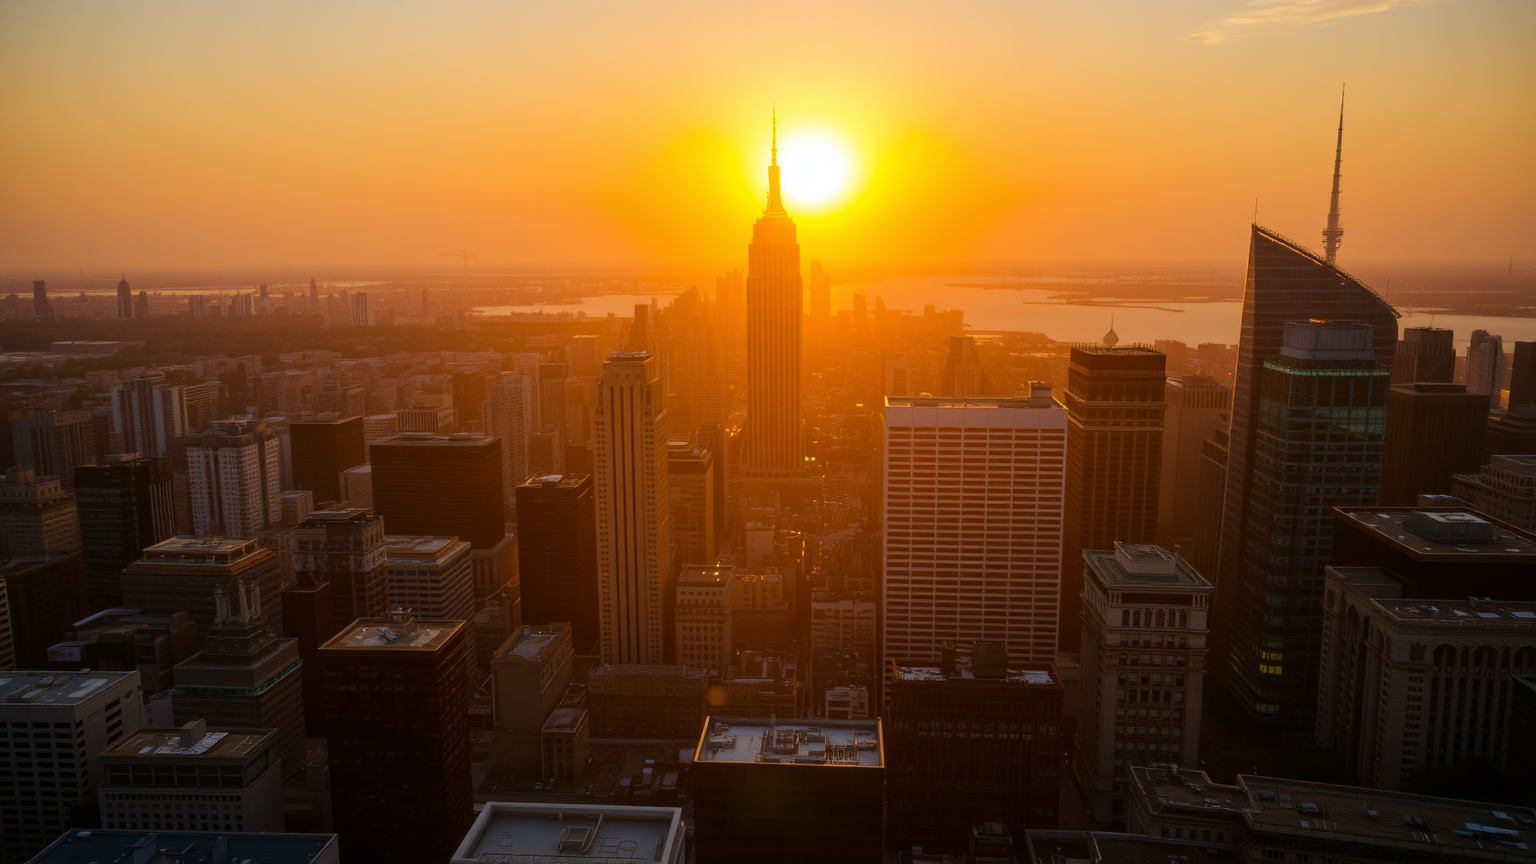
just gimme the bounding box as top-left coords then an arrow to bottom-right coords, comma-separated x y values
439,249 -> 478,278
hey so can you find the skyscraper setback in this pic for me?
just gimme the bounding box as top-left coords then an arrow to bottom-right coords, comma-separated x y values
744,114 -> 804,477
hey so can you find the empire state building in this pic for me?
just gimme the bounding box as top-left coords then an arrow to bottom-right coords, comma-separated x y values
744,114 -> 804,476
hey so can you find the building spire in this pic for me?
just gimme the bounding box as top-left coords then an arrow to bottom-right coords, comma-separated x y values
765,105 -> 786,216
1322,85 -> 1345,265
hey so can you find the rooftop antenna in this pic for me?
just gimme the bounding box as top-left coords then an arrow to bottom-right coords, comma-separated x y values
1322,85 -> 1346,265
439,249 -> 477,278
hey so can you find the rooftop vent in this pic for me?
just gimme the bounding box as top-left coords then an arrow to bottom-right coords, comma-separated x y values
1403,510 -> 1495,544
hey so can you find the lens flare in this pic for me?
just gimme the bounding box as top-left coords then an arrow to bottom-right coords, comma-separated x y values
778,132 -> 854,210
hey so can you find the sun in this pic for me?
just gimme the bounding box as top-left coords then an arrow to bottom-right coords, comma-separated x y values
778,131 -> 855,210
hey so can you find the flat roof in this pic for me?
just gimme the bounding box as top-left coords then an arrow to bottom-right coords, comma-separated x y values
677,564 -> 734,586
1335,508 -> 1536,560
102,726 -> 274,762
518,473 -> 589,489
33,830 -> 336,864
695,716 -> 883,767
300,508 -> 371,523
542,707 -> 586,733
383,535 -> 465,560
1084,544 -> 1210,588
452,802 -> 682,863
893,662 -> 1057,686
886,395 -> 1065,412
321,615 -> 463,653
142,536 -> 260,555
495,624 -> 569,662
373,433 -> 494,447
1,671 -> 137,706
1331,567 -> 1536,626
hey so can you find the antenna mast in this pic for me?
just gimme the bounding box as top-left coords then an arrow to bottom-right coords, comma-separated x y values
1322,86 -> 1346,265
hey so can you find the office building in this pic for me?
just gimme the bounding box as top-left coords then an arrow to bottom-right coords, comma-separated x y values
279,569 -> 339,735
318,380 -> 366,417
887,646 -> 1064,850
384,534 -> 477,678
733,568 -> 793,653
811,591 -> 877,654
32,278 -> 51,319
294,508 -> 388,632
693,716 -> 884,864
712,651 -> 803,717
186,420 -> 282,538
1510,341 -> 1536,407
1076,543 -> 1212,827
536,362 -> 568,474
937,335 -> 995,397
668,440 -> 716,567
594,351 -> 672,665
1219,321 -> 1390,727
883,388 -> 1067,676
0,670 -> 144,862
116,275 -> 134,319
0,579 -> 11,670
540,707 -> 589,783
320,610 -> 471,864
48,608 -> 197,694
1127,763 -> 1536,864
1330,507 -> 1536,599
675,565 -> 738,673
515,473 -> 598,652
110,372 -> 185,460
1316,565 -> 1536,791
0,553 -> 88,669
371,434 -> 504,547
171,581 -> 306,782
10,408 -> 98,489
485,372 -> 535,505
187,294 -> 206,319
1392,326 -> 1454,384
1156,376 -> 1230,552
1062,345 -> 1167,649
1486,403 -> 1536,461
397,404 -> 456,434
122,536 -> 283,634
1467,329 -> 1505,408
74,455 -> 175,609
33,830 -> 339,864
450,803 -> 684,864
1452,455 -> 1536,529
98,722 -> 284,832
586,664 -> 704,738
490,623 -> 574,773
825,685 -> 870,720
743,118 -> 804,478
1379,383 -> 1488,505
361,412 -> 399,455
340,463 -> 372,509
0,465 -> 80,558
290,415 -> 365,503
349,291 -> 374,326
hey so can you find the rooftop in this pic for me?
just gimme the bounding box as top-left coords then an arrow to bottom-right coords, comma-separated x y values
1336,508 -> 1536,560
383,535 -> 466,561
496,623 -> 570,663
695,716 -> 883,767
518,473 -> 590,489
893,661 -> 1057,686
542,707 -> 586,733
677,564 -> 735,586
101,724 -> 274,762
373,433 -> 495,448
32,829 -> 337,864
299,508 -> 371,524
1,671 -> 138,706
1084,543 -> 1210,588
1330,567 -> 1536,626
452,802 -> 682,864
141,536 -> 261,556
885,393 -> 1063,411
321,610 -> 463,653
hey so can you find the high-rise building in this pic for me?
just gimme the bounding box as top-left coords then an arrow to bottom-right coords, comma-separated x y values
674,564 -> 739,673
1466,329 -> 1505,409
133,291 -> 150,320
484,373 -> 535,506
10,408 -> 98,489
187,294 -> 206,319
1076,544 -> 1211,827
98,723 -> 284,833
383,534 -> 477,678
74,454 -> 175,609
320,610 -> 471,864
110,372 -> 181,459
123,536 -> 283,635
536,362 -> 567,473
586,664 -> 705,737
294,508 -> 388,633
489,623 -> 574,774
279,569 -> 339,736
1510,341 -> 1536,408
453,803 -> 683,864
0,670 -> 144,862
371,433 -> 505,547
1156,376 -> 1230,553
396,404 -> 456,434
0,553 -> 87,669
1379,382 -> 1488,505
1329,507 -> 1536,599
116,275 -> 134,319
882,387 -> 1067,677
692,716 -> 884,864
1061,345 -> 1167,649
32,278 -> 51,319
318,380 -> 366,418
361,412 -> 398,456
186,420 -> 282,538
290,415 -> 365,503
1452,454 -> 1536,529
514,473 -> 599,653
48,608 -> 197,694
887,645 -> 1064,850
0,465 -> 81,558
1219,321 -> 1390,727
668,441 -> 716,568
1392,326 -> 1454,384
594,351 -> 672,665
937,335 -> 994,397
1316,565 -> 1536,792
743,117 -> 804,478
349,291 -> 374,326
1486,403 -> 1536,461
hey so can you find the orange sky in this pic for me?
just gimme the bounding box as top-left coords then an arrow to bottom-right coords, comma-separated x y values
1,1 -> 1532,272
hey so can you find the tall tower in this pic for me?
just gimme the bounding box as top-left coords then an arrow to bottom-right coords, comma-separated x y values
116,275 -> 133,320
186,420 -> 282,538
1321,87 -> 1345,265
593,351 -> 672,664
744,110 -> 805,476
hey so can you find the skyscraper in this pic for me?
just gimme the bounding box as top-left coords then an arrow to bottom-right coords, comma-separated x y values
349,291 -> 374,326
32,279 -> 51,319
1391,326 -> 1454,384
668,440 -> 716,568
1379,382 -> 1488,505
515,473 -> 599,653
1510,341 -> 1536,408
594,351 -> 672,664
1061,344 -> 1167,649
294,508 -> 389,632
484,372 -> 535,507
537,362 -> 567,473
123,536 -> 284,636
882,386 -> 1067,677
74,454 -> 176,609
0,465 -> 81,558
116,275 -> 133,320
1220,321 -> 1390,727
186,420 -> 282,538
1155,376 -> 1230,552
289,415 -> 366,503
744,113 -> 804,477
9,408 -> 97,491
1467,329 -> 1505,409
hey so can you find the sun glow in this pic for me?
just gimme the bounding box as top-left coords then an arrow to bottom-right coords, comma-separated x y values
778,131 -> 856,211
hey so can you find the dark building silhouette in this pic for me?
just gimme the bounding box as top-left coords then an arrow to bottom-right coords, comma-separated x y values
74,455 -> 175,609
122,536 -> 283,636
1061,344 -> 1166,649
290,416 -> 365,504
1189,420 -> 1229,582
515,474 -> 598,653
294,508 -> 389,633
1486,403 -> 1536,462
1330,507 -> 1536,600
1509,341 -> 1536,408
1379,383 -> 1488,505
886,646 -> 1063,851
32,279 -> 51,319
1156,376 -> 1230,554
371,434 -> 504,547
321,610 -> 471,864
47,608 -> 198,694
116,276 -> 133,320
1215,226 -> 1398,724
937,335 -> 995,397
280,570 -> 338,735
1391,326 -> 1454,384
450,372 -> 489,432
1221,321 -> 1390,728
0,553 -> 87,668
